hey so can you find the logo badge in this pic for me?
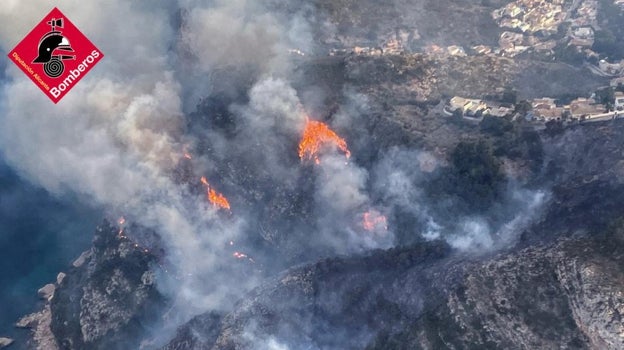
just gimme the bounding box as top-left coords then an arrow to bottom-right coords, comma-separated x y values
8,7 -> 103,103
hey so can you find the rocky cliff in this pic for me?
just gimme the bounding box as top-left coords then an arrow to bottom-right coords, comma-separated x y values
15,63 -> 624,350
163,231 -> 624,349
19,213 -> 624,349
17,222 -> 164,350
157,119 -> 624,349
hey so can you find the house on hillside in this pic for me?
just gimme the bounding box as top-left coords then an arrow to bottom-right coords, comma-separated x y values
615,92 -> 624,111
531,97 -> 563,121
569,97 -> 605,118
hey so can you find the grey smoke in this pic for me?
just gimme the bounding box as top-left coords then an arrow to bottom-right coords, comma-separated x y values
0,0 -> 384,332
0,0 -> 548,348
0,0 -> 257,326
373,147 -> 549,251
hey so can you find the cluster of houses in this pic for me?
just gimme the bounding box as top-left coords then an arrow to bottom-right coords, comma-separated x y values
498,31 -> 557,57
570,0 -> 599,27
445,90 -> 624,124
488,0 -> 601,57
492,0 -> 566,35
492,0 -> 598,33
529,92 -> 624,122
529,97 -> 606,121
443,0 -> 602,59
329,29 -> 417,57
443,97 -> 514,120
322,0 -> 623,91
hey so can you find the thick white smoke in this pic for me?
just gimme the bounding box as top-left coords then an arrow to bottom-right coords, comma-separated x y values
0,1 -> 549,348
314,153 -> 394,252
180,1 -> 283,74
0,1 -> 181,201
0,0 -> 257,327
0,0 -> 389,337
446,188 -> 548,252
373,147 -> 548,251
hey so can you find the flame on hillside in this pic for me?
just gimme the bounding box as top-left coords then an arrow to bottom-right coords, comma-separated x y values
362,210 -> 388,232
233,251 -> 255,263
298,118 -> 351,164
200,176 -> 231,210
233,251 -> 248,259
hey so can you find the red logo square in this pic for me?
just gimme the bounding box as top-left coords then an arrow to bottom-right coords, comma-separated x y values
7,7 -> 104,104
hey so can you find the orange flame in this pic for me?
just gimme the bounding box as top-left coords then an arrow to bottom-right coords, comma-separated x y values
200,177 -> 231,210
363,210 -> 388,231
208,188 -> 231,210
118,216 -> 126,226
298,119 -> 351,164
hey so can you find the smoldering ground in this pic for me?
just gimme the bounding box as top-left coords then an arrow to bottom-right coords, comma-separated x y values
0,0 -> 549,348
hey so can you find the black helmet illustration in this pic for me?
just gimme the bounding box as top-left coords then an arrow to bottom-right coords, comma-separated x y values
32,18 -> 75,78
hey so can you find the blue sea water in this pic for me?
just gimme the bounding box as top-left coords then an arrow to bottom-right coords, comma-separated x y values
0,157 -> 102,337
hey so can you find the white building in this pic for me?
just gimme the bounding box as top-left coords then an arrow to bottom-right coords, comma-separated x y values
615,92 -> 624,111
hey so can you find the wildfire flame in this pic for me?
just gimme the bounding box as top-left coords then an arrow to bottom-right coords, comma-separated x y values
200,176 -> 209,186
298,118 -> 351,164
182,144 -> 193,160
362,210 -> 388,232
233,251 -> 256,263
117,216 -> 126,236
233,251 -> 247,259
208,188 -> 231,210
200,176 -> 231,210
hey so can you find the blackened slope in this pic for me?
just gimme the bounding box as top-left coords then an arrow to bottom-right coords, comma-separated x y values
50,221 -> 165,350
164,233 -> 624,349
524,122 -> 624,244
164,241 -> 453,349
161,312 -> 222,350
369,235 -> 624,349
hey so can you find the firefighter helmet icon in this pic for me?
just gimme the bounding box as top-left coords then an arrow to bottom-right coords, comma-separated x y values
32,18 -> 75,78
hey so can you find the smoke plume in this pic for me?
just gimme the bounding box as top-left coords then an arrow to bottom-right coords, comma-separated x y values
0,0 -> 548,348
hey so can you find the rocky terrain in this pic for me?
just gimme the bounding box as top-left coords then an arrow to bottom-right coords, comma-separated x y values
156,120 -> 624,349
16,79 -> 624,350
14,223 -> 164,350
163,230 -> 624,350
299,0 -> 507,49
523,122 -> 624,244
